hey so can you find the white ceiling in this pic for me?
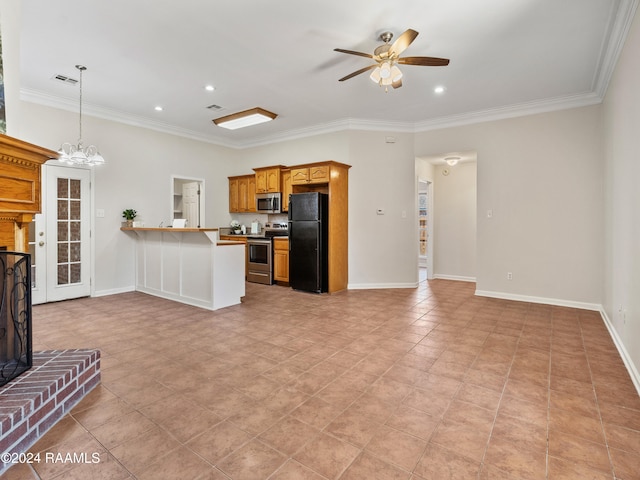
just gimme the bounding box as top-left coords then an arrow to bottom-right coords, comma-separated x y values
18,0 -> 637,149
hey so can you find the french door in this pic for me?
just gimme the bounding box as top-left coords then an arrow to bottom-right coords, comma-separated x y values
30,165 -> 91,304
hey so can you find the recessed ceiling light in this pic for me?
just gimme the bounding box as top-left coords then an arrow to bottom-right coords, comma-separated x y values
213,107 -> 277,130
434,86 -> 446,94
154,106 -> 163,111
205,85 -> 215,92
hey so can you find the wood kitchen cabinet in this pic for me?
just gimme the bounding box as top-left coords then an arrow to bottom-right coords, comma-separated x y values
281,169 -> 292,212
290,161 -> 350,293
228,174 -> 256,213
228,177 -> 239,212
254,166 -> 283,193
273,237 -> 289,283
290,164 -> 330,185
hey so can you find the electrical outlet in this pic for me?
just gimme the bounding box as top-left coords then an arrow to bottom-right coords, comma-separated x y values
507,272 -> 513,280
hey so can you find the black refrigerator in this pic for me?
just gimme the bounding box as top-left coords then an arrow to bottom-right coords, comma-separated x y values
288,192 -> 329,293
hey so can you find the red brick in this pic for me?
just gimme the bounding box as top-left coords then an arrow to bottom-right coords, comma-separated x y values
0,420 -> 27,453
27,397 -> 56,429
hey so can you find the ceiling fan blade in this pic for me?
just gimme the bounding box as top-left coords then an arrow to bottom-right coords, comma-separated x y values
389,29 -> 418,57
392,79 -> 403,89
338,64 -> 377,82
398,56 -> 450,66
334,48 -> 374,59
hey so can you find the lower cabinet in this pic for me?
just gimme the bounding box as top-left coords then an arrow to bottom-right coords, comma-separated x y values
273,237 -> 289,283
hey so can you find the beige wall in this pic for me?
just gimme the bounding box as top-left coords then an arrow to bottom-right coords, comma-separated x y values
432,162 -> 477,281
19,101 -> 239,295
414,106 -> 604,308
603,6 -> 640,385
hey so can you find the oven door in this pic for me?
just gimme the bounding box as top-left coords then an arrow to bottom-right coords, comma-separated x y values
247,238 -> 273,284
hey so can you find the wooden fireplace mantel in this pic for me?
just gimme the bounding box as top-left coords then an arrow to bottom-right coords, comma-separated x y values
0,134 -> 57,252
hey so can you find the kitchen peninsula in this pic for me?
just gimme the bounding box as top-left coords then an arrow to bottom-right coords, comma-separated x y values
121,227 -> 245,310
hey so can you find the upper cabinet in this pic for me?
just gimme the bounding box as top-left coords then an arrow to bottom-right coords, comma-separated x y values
254,166 -> 283,193
228,174 -> 256,213
281,169 -> 292,212
290,164 -> 330,185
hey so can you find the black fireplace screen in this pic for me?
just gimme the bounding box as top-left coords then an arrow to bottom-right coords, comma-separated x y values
0,252 -> 32,387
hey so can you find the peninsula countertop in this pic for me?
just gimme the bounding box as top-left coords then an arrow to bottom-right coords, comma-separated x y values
121,226 -> 245,310
120,227 -> 218,232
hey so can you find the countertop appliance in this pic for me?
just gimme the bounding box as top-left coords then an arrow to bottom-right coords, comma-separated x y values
288,192 -> 329,293
256,192 -> 281,214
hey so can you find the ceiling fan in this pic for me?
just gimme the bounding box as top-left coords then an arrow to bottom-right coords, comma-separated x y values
334,29 -> 449,92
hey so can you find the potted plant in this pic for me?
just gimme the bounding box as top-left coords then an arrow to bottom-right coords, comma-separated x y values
230,220 -> 241,234
122,209 -> 137,227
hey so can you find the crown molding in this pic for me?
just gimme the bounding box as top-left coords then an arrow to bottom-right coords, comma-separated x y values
412,91 -> 603,133
20,88 -> 239,149
592,0 -> 640,98
20,87 -> 606,150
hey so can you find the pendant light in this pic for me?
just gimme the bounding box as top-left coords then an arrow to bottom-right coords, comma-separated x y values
57,65 -> 105,166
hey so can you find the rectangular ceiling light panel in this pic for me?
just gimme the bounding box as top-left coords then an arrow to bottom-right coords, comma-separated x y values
213,107 -> 277,130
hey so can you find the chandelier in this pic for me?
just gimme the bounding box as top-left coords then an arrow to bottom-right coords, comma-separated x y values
57,65 -> 105,166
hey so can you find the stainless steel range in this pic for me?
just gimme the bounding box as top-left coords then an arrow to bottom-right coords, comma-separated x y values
247,237 -> 273,284
246,224 -> 288,285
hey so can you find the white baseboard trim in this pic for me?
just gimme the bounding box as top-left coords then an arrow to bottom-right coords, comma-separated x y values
474,289 -> 601,311
475,289 -> 639,395
433,274 -> 477,283
92,286 -> 136,297
599,308 -> 640,396
348,282 -> 419,290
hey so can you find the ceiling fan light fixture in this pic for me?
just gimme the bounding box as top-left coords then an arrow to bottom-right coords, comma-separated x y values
379,61 -> 391,79
390,65 -> 403,83
370,66 -> 382,83
213,107 -> 277,130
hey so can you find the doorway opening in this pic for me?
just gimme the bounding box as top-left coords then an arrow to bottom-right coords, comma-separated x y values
171,176 -> 205,228
418,179 -> 431,282
415,151 -> 477,283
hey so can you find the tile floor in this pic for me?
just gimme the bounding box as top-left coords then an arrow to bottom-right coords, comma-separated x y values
5,279 -> 640,479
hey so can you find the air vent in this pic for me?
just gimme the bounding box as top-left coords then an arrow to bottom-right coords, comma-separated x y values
206,104 -> 224,111
52,74 -> 78,85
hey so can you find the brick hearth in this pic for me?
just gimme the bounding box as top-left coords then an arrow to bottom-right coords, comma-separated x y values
0,349 -> 100,475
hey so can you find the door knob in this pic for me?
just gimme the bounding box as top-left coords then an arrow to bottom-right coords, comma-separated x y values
39,241 -> 45,247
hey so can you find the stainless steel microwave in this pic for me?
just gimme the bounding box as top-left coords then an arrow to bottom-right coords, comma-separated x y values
256,192 -> 281,214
